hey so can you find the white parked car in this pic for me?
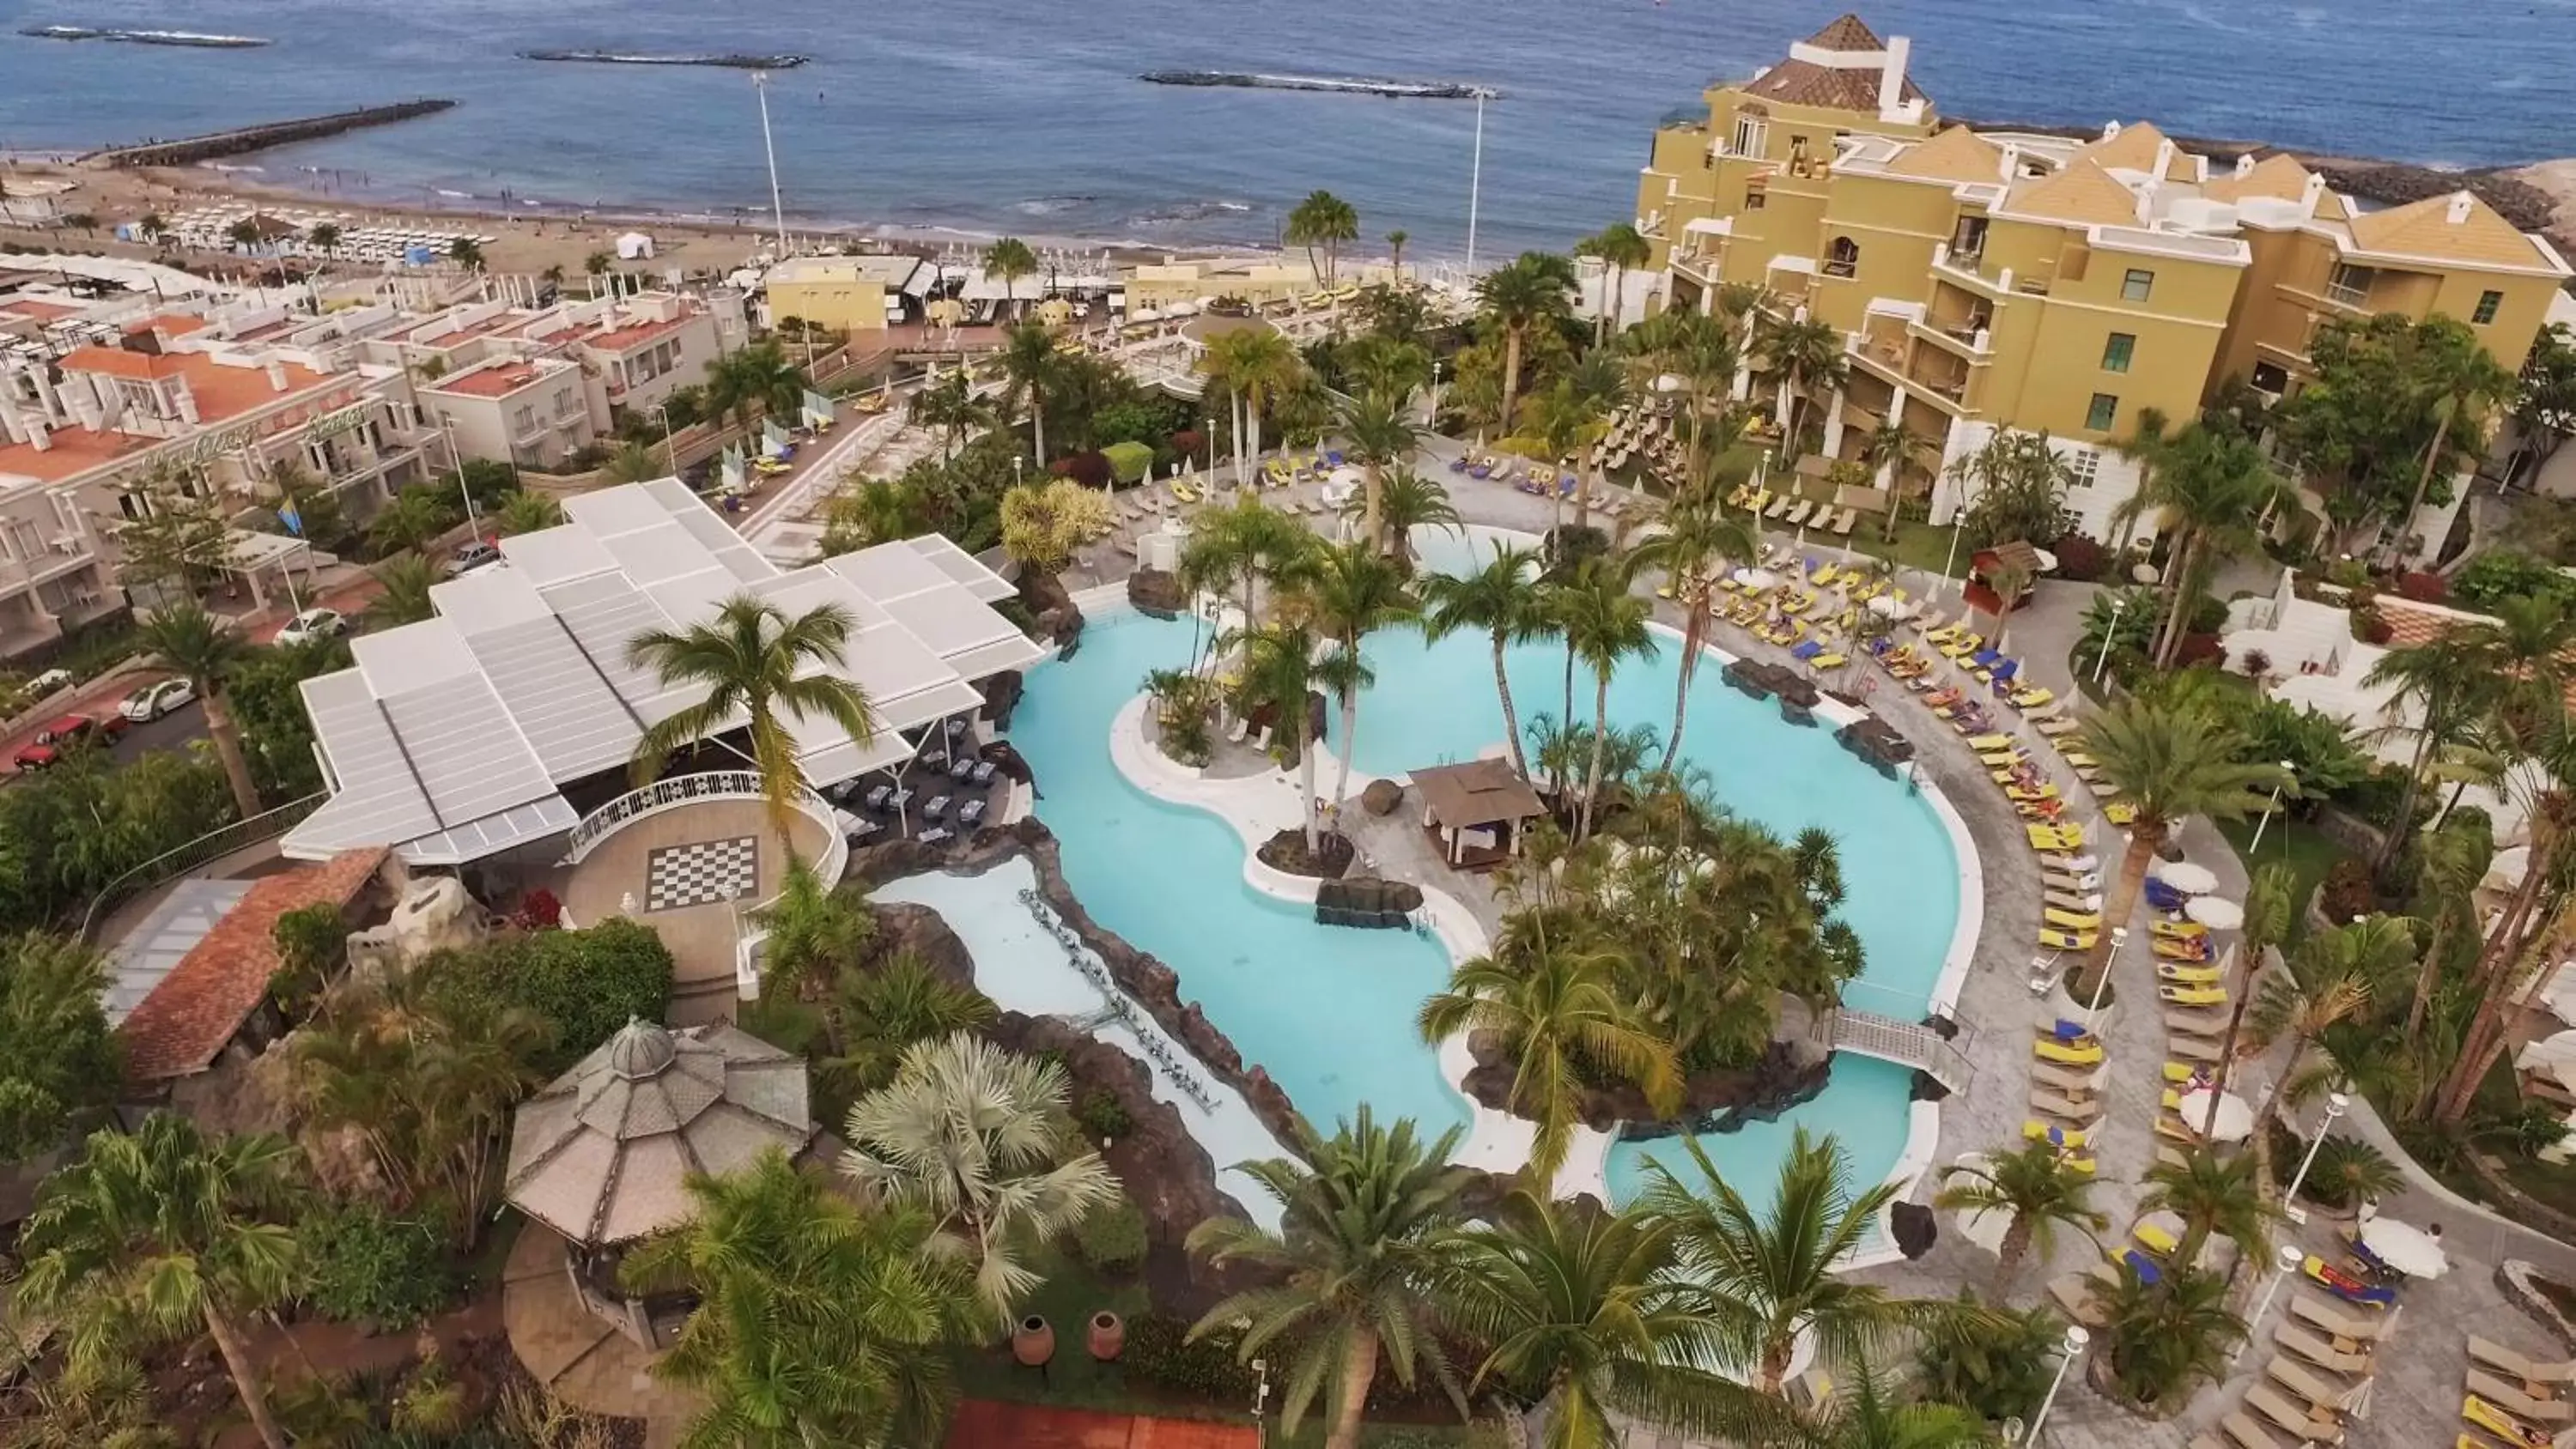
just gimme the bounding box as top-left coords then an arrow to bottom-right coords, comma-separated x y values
276,608 -> 346,646
121,677 -> 196,723
24,668 -> 71,697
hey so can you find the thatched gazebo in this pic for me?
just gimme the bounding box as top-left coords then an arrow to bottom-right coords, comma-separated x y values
503,1020 -> 814,1347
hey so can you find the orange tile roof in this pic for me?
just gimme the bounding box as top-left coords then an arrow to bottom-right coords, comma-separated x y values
118,848 -> 386,1082
945,1402 -> 1258,1449
430,361 -> 551,398
0,425 -> 158,484
127,313 -> 209,338
56,346 -> 337,425
1804,12 -> 1886,49
1742,12 -> 1930,113
0,299 -> 81,322
2004,159 -> 2142,228
2347,191 -> 2554,272
580,313 -> 691,354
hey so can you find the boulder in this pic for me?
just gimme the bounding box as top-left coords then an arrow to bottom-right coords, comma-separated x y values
866,903 -> 978,990
346,876 -> 485,983
1890,1202 -> 1938,1259
979,670 -> 1024,728
1127,569 -> 1185,619
1360,779 -> 1403,816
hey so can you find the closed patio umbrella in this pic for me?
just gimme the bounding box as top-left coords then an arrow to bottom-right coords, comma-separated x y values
2153,861 -> 2220,894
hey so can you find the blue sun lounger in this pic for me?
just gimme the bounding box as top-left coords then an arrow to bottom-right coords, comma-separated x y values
2123,1248 -> 2162,1285
1791,640 -> 1825,661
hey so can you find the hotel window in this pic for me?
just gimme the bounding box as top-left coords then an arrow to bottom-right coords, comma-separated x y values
1825,237 -> 1860,280
509,404 -> 537,435
2065,447 -> 2102,487
2251,361 -> 2291,396
1949,215 -> 1988,263
2120,270 -> 2154,302
2474,289 -> 2504,324
1730,112 -> 1769,159
2101,333 -> 2136,373
2085,393 -> 2119,431
1744,190 -> 1767,211
2326,264 -> 2374,308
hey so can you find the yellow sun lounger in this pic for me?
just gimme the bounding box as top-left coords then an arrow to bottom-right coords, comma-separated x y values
2134,1220 -> 2181,1256
2162,1062 -> 2203,1083
2025,1119 -> 2088,1149
2153,919 -> 2208,939
2159,963 -> 2222,985
2160,984 -> 2227,1007
2039,928 -> 2099,951
2103,801 -> 2139,826
2028,824 -> 2083,851
1966,733 -> 2014,751
2012,686 -> 2057,709
2464,1396 -> 2548,1447
2044,907 -> 2103,931
2034,1039 -> 2105,1066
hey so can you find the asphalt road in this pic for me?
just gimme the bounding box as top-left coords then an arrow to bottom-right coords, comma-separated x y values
4,690 -> 209,778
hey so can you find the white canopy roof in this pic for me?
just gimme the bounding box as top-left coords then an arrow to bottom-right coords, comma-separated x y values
283,480 -> 1042,866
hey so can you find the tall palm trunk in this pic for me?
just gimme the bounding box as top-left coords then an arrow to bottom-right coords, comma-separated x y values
1500,325 -> 1526,433
1363,461 -> 1383,551
2075,824 -> 2162,1003
1297,705 -> 1321,853
2205,946 -> 2264,1145
205,1304 -> 289,1449
1030,385 -> 1046,465
2150,528 -> 2199,668
2434,864 -> 2561,1122
1323,1325 -> 1379,1449
201,690 -> 262,817
2389,408 -> 2457,567
1572,464 -> 1595,532
1998,1216 -> 2034,1285
2249,1039 -> 2315,1201
1492,631 -> 1529,780
1233,391 -> 1249,489
1670,600 -> 1708,761
1758,1333 -> 1793,1397
1330,679 -> 1361,822
1579,670 -> 1612,840
2374,716 -> 2446,876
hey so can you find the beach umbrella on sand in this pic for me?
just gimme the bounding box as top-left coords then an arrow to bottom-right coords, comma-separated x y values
2153,861 -> 2220,895
2177,1087 -> 2252,1143
2185,895 -> 2245,931
2359,1216 -> 2450,1279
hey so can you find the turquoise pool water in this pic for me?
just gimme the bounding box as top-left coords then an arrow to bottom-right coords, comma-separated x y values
1601,1055 -> 1919,1209
1010,534 -> 1958,1203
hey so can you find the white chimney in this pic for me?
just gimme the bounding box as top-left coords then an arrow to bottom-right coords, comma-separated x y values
66,389 -> 100,432
1876,35 -> 1911,116
2301,173 -> 2327,219
2100,119 -> 2122,142
173,379 -> 200,425
24,419 -> 49,453
2152,138 -> 2176,179
264,361 -> 290,393
1998,142 -> 2021,182
2447,191 -> 2475,225
2234,154 -> 2257,179
2136,179 -> 2160,226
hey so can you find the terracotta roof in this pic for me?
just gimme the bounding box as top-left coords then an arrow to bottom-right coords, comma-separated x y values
0,425 -> 158,485
2204,155 -> 2349,221
945,1403 -> 1259,1449
1888,125 -> 2004,185
2003,159 -> 2142,228
54,347 -> 338,425
2347,191 -> 2554,272
429,360 -> 552,398
2078,122 -> 2199,182
0,299 -> 81,322
1803,12 -> 1885,49
117,848 -> 386,1082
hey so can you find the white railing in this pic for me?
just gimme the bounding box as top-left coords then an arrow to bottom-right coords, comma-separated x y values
1823,1007 -> 1974,1091
565,770 -> 830,864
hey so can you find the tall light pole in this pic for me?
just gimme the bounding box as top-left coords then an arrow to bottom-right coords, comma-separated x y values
2233,1244 -> 2308,1367
2085,927 -> 2123,1022
752,71 -> 789,258
2248,761 -> 2295,856
1463,88 -> 1488,276
652,401 -> 677,476
2090,593 -> 2126,685
2024,1325 -> 2087,1446
2282,1090 -> 2350,1226
440,415 -> 480,537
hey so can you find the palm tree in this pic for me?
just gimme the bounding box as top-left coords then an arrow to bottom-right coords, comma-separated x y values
2106,406 -> 2175,556
1360,468 -> 1462,570
1645,1129 -> 1945,1394
2386,323 -> 2518,567
994,322 -> 1059,464
912,369 -> 985,460
703,341 -> 809,430
1807,1359 -> 1996,1449
840,1033 -> 1118,1321
2245,916 -> 2416,1192
748,855 -> 875,994
447,236 -> 484,270
2068,699 -> 2288,1002
1859,421 -> 1939,541
305,221 -> 340,258
1385,228 -> 1409,279
1420,540 -> 1549,780
2115,426 -> 2291,667
1340,388 -> 1419,550
1563,349 -> 1631,530
1238,621 -> 1334,851
226,217 -> 262,253
626,597 -> 878,844
1631,499 -> 1755,760
595,440 -> 662,486
2202,862 -> 2298,1135
494,488 -> 567,535
2093,1261 -> 2242,1412
821,954 -> 995,1099
368,486 -> 451,555
1555,558 -> 1658,840
1418,936 -> 1675,1185
1224,326 -> 1303,487
1934,1141 -> 2108,1287
137,211 -> 168,246
133,603 -> 260,816
982,237 -> 1037,316
1755,313 -> 1847,456
2363,633 -> 2497,876
1573,224 -> 1649,344
1303,542 -> 1416,820
1188,1111 -> 1473,1449
1431,1188 -> 1789,1449
1286,191 -> 1360,287
18,1115 -> 302,1449
2139,1148 -> 2274,1282
366,553 -> 440,628
623,1148 -> 979,1448
1475,252 -> 1579,437
1911,1292 -> 2069,1425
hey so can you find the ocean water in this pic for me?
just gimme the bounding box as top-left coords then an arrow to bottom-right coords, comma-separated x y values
1,0 -> 2568,258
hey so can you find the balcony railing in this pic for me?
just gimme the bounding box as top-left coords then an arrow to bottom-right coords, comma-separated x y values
1822,260 -> 1857,280
2324,280 -> 2370,308
565,770 -> 841,864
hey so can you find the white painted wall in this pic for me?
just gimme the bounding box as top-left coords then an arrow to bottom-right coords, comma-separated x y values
1929,420 -> 2155,545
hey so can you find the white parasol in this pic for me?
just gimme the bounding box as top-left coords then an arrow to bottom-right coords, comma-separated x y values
1739,567 -> 1779,591
2032,547 -> 2060,573
2358,1216 -> 2451,1279
2177,1087 -> 2252,1143
2154,861 -> 2220,894
1867,595 -> 1904,618
1941,1158 -> 2012,1257
2517,1028 -> 2576,1094
2185,895 -> 2245,931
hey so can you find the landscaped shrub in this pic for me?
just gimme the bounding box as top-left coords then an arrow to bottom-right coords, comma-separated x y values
2302,1134 -> 2404,1210
2396,571 -> 2448,603
2318,858 -> 2377,924
300,1203 -> 457,1330
2349,604 -> 2392,645
1123,1313 -> 1259,1397
2452,549 -> 2576,612
1053,450 -> 1114,489
510,886 -> 562,932
1169,428 -> 1205,461
435,919 -> 673,1070
1074,1087 -> 1133,1143
2172,634 -> 2226,670
2052,533 -> 2111,583
1072,1196 -> 1147,1275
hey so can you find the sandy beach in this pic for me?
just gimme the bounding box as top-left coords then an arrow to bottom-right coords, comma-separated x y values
0,156 -> 1224,282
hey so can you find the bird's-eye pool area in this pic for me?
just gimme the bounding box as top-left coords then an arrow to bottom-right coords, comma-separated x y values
957,524 -> 1972,1213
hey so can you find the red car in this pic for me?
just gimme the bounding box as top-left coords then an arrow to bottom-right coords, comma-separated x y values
14,712 -> 128,770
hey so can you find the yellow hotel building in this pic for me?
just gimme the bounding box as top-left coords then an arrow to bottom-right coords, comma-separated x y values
1633,14 -> 2573,550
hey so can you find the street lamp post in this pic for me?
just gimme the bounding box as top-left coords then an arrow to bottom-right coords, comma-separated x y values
1251,1357 -> 1271,1448
440,415 -> 480,537
2090,593 -> 2127,685
1935,467 -> 1977,603
2282,1090 -> 2350,1225
2248,761 -> 2295,856
2024,1325 -> 2088,1446
2233,1244 -> 2310,1367
652,402 -> 677,476
2085,927 -> 2123,1022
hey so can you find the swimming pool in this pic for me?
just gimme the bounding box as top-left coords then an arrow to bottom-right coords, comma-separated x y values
1005,530 -> 1962,1208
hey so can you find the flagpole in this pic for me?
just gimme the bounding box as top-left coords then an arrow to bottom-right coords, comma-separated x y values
753,71 -> 789,258
1464,89 -> 1487,276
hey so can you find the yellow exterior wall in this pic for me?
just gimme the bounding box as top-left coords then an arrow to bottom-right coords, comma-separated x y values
767,276 -> 889,334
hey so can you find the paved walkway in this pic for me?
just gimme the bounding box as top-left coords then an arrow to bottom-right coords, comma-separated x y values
499,1222 -> 700,1449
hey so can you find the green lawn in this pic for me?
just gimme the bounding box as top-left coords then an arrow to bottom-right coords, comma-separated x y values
1835,518 -> 1970,579
2216,812 -> 2350,945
